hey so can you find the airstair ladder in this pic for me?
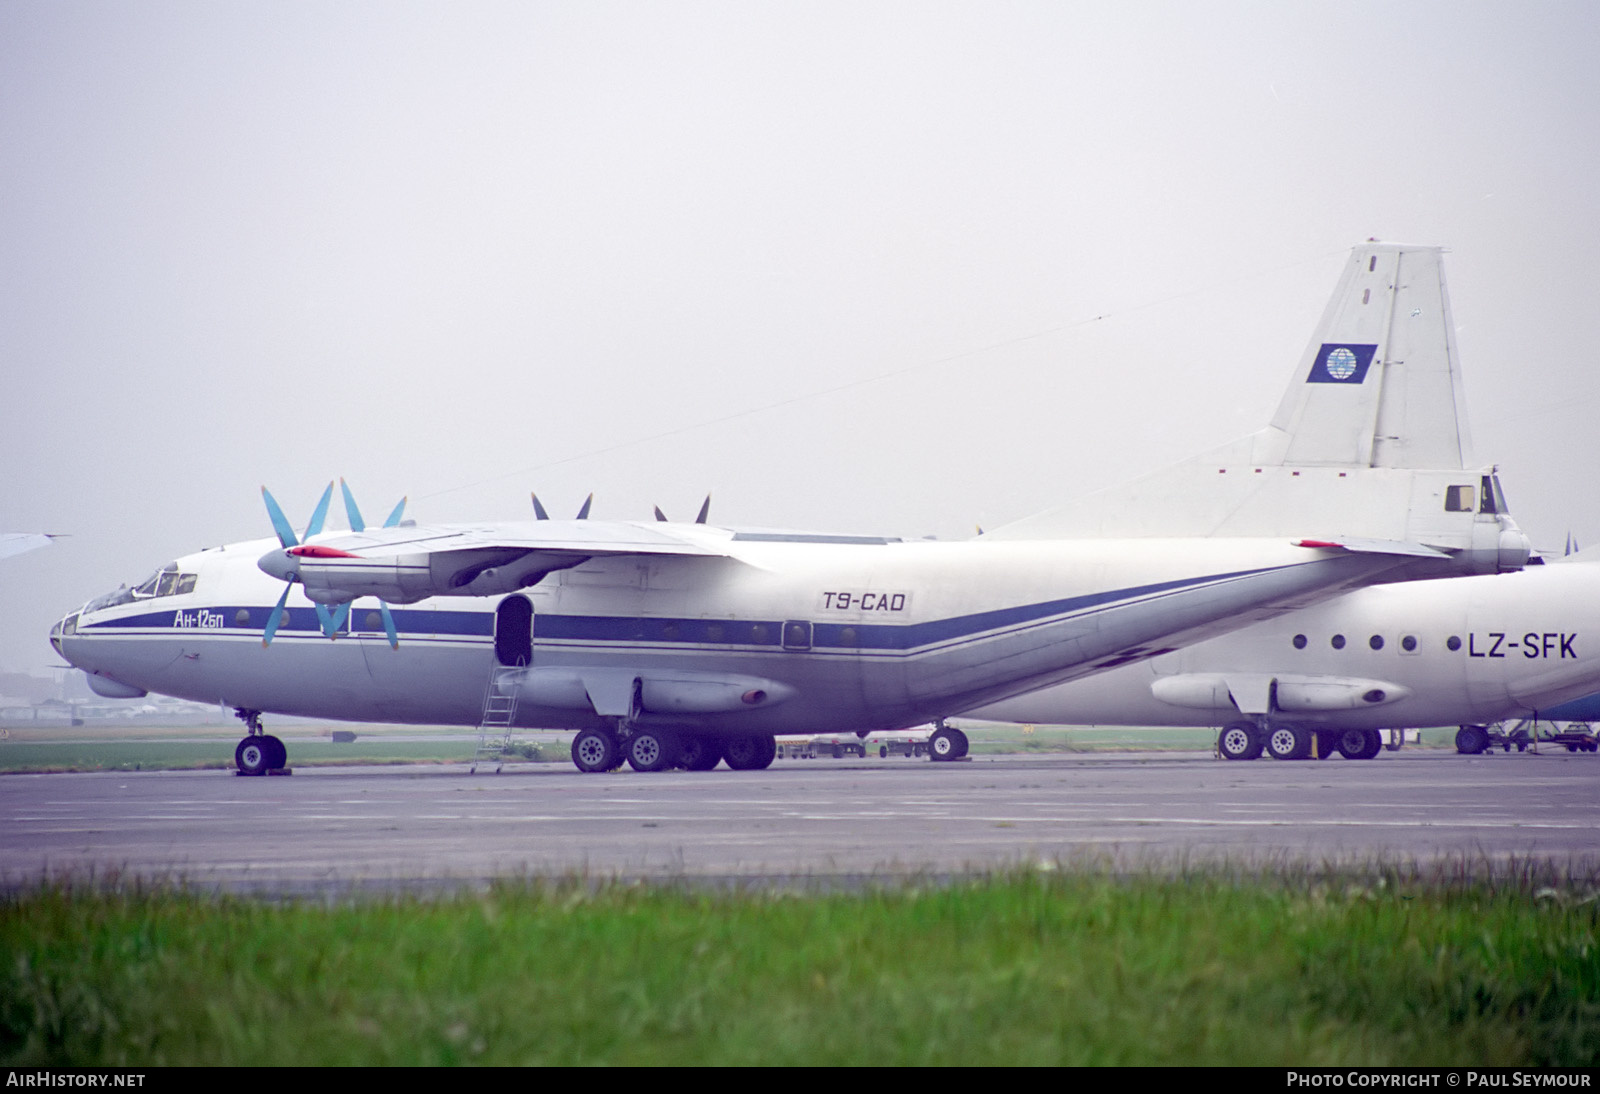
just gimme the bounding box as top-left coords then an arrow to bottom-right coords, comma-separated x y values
472,658 -> 525,773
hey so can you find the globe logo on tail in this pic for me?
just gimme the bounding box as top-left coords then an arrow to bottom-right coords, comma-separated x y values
1325,348 -> 1358,380
1307,343 -> 1377,384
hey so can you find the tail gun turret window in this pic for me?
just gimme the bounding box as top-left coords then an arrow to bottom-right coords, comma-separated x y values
1482,474 -> 1510,515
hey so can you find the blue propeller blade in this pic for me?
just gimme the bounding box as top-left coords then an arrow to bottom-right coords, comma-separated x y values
264,481 -> 404,649
344,478 -> 406,531
379,601 -> 398,649
340,479 -> 366,533
303,482 -> 334,540
262,584 -> 291,646
262,487 -> 300,548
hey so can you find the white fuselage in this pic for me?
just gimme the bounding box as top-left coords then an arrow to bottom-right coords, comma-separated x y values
53,527 -> 1416,737
967,559 -> 1600,731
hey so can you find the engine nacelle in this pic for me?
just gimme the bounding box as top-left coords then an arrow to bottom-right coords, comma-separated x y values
517,667 -> 795,715
1151,672 -> 1409,712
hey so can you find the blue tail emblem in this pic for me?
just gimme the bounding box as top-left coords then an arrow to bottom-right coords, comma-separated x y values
1307,343 -> 1377,384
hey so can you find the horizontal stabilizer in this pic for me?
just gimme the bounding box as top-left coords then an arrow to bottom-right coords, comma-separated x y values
1295,537 -> 1448,559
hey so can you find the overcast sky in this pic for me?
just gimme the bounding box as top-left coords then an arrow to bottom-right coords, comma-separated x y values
3,1 -> 1597,674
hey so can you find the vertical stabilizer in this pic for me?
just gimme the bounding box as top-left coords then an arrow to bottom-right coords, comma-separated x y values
987,242 -> 1526,572
1259,243 -> 1473,469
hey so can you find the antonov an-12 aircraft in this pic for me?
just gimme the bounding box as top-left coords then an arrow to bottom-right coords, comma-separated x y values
964,244 -> 1587,761
51,242 -> 1529,775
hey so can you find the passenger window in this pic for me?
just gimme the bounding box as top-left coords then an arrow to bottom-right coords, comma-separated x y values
1445,485 -> 1475,512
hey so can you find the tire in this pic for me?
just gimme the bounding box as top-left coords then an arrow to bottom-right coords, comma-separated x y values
929,726 -> 968,761
679,736 -> 724,771
1265,725 -> 1312,760
626,729 -> 679,772
571,727 -> 620,773
724,734 -> 777,771
1218,724 -> 1261,761
235,737 -> 270,776
261,735 -> 287,770
1335,728 -> 1382,760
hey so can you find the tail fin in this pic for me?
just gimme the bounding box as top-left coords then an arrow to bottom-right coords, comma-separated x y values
1257,242 -> 1473,469
991,242 -> 1527,572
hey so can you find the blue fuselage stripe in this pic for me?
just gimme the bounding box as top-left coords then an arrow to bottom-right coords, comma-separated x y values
79,564 -> 1288,652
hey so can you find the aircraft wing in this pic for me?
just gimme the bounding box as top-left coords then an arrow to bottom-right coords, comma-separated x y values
259,519 -> 733,604
0,533 -> 55,561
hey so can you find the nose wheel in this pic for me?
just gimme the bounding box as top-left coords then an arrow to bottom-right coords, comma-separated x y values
234,734 -> 287,775
233,707 -> 290,776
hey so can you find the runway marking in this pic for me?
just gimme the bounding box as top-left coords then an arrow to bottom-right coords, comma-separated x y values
957,816 -> 1600,830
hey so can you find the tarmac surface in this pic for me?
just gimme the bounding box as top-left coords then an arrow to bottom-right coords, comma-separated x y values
4,748 -> 1599,892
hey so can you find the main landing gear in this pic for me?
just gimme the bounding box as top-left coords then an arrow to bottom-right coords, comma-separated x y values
232,708 -> 289,776
1217,721 -> 1383,762
569,722 -> 774,774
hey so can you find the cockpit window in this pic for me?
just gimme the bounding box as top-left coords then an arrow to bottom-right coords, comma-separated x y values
128,562 -> 198,601
1445,485 -> 1475,513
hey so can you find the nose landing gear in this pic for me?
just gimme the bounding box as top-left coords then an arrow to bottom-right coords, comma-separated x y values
233,708 -> 290,776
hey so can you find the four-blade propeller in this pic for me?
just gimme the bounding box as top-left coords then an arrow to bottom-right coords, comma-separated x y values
261,483 -> 711,649
259,479 -> 406,649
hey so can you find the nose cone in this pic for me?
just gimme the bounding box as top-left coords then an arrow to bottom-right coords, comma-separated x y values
258,546 -> 297,582
49,612 -> 77,662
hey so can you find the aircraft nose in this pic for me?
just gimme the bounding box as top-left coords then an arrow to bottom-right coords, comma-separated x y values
50,611 -> 81,663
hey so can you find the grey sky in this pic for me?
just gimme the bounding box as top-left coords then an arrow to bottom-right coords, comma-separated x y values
3,1 -> 1597,673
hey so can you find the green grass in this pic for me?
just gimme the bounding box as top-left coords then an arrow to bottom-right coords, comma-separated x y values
4,867 -> 1597,1065
0,727 -> 564,774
